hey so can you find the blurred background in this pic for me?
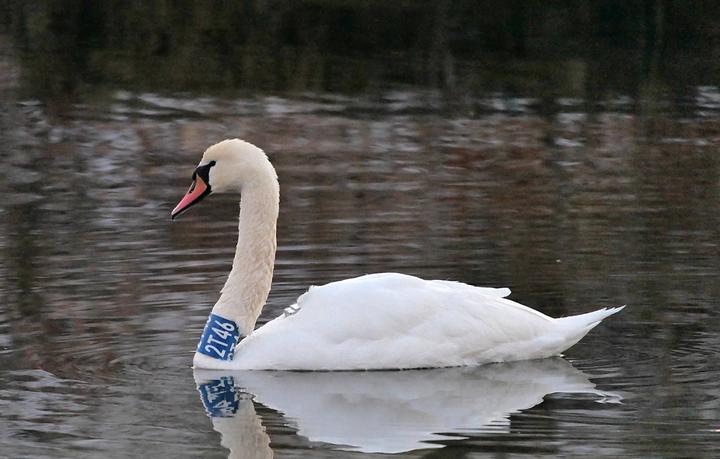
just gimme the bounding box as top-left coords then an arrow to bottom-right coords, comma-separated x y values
1,1 -> 719,458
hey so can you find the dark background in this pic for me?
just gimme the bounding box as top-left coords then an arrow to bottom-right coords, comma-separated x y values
2,1 -> 718,101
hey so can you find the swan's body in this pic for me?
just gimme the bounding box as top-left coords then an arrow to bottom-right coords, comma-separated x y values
193,272 -> 622,370
172,139 -> 623,371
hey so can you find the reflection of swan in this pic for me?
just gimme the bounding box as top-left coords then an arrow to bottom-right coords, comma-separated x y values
194,359 -> 619,454
173,139 -> 624,370
196,378 -> 272,459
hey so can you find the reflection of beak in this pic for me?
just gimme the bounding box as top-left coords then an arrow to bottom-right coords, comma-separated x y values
171,175 -> 211,220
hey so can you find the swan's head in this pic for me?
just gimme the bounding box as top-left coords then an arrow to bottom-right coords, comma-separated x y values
171,139 -> 275,220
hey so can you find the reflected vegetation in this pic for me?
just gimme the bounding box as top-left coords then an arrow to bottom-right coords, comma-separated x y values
1,2 -> 720,458
1,1 -> 720,102
194,359 -> 617,455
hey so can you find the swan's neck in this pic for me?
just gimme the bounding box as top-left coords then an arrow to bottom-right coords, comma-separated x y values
211,176 -> 279,336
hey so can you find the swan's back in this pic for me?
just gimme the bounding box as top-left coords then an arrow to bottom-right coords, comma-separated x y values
196,273 -> 622,370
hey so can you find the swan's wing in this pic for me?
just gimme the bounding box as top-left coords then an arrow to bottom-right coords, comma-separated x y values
430,279 -> 511,298
234,273 -> 563,370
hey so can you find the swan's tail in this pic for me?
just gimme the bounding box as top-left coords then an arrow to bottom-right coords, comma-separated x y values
556,306 -> 625,331
553,306 -> 625,352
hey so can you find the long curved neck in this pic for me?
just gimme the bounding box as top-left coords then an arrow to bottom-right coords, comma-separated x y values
211,173 -> 279,336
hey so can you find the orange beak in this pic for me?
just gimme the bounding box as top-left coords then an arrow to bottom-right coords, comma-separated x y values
171,174 -> 210,220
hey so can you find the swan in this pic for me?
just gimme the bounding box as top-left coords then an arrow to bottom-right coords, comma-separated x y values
171,139 -> 624,370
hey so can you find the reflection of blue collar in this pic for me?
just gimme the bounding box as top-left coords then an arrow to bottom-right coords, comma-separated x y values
198,376 -> 240,417
196,313 -> 244,361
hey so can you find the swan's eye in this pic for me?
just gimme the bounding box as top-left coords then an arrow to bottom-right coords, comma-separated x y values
194,160 -> 217,185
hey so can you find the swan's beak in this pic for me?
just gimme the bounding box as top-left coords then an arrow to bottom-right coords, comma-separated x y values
171,175 -> 211,220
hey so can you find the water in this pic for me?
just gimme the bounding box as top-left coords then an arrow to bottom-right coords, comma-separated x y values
2,89 -> 718,458
2,5 -> 720,457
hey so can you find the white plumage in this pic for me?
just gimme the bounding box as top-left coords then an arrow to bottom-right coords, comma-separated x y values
173,139 -> 624,371
193,272 -> 623,370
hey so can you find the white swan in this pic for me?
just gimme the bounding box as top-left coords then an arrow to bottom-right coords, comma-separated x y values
171,139 -> 623,370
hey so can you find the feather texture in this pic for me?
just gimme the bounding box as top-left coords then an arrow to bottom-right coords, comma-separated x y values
194,273 -> 624,370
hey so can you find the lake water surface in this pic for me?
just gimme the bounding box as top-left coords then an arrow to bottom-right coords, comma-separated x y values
2,11 -> 720,457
